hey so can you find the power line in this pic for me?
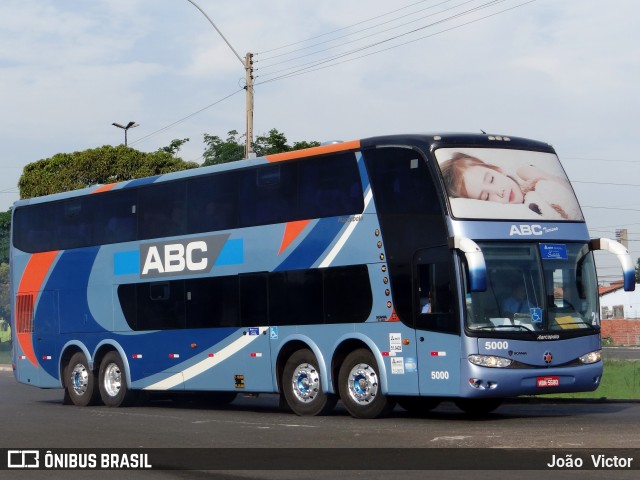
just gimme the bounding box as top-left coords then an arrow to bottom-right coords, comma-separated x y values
256,0 -> 533,86
256,0 -> 469,66
255,0 -> 508,82
130,89 -> 244,147
256,0 -> 438,55
573,180 -> 640,188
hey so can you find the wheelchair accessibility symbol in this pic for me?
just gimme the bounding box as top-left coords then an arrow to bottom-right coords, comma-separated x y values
530,307 -> 542,324
270,327 -> 279,340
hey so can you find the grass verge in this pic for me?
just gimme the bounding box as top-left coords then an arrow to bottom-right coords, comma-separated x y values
0,342 -> 10,365
536,359 -> 640,400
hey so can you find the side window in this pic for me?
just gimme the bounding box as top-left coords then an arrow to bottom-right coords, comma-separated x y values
14,203 -> 57,253
324,266 -> 372,323
188,171 -> 240,233
269,270 -> 323,325
415,259 -> 458,334
94,189 -> 137,244
240,164 -> 297,226
138,181 -> 187,239
118,266 -> 372,331
137,281 -> 186,331
298,153 -> 364,219
240,273 -> 268,327
56,199 -> 93,249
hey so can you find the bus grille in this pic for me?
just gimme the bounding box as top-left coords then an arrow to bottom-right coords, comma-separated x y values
15,294 -> 34,333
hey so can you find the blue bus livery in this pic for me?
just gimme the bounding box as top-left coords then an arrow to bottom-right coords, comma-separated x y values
10,133 -> 634,418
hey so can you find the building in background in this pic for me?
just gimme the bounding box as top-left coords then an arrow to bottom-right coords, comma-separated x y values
600,281 -> 640,345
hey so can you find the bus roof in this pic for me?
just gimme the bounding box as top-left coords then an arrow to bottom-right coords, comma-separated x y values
13,132 -> 555,208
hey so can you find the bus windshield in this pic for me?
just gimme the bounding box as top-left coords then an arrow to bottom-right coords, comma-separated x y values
464,242 -> 599,335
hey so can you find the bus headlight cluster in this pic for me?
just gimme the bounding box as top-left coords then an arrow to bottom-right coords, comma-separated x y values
578,350 -> 602,364
468,354 -> 512,368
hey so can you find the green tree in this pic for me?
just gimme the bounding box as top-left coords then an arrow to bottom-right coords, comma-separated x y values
0,209 -> 10,264
202,128 -> 320,166
0,263 -> 8,322
158,138 -> 190,156
202,130 -> 245,166
18,145 -> 199,199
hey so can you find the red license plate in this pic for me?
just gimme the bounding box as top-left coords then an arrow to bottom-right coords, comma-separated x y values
537,376 -> 560,388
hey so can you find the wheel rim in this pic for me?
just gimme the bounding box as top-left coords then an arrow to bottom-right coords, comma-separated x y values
103,363 -> 122,397
346,363 -> 378,405
290,363 -> 319,403
70,363 -> 89,396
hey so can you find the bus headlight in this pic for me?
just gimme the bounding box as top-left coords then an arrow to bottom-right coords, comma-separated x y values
578,350 -> 602,364
468,355 -> 512,368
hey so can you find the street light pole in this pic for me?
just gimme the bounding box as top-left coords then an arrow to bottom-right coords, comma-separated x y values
185,0 -> 254,158
112,121 -> 138,146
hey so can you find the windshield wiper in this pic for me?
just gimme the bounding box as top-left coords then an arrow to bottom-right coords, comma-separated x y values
471,324 -> 536,335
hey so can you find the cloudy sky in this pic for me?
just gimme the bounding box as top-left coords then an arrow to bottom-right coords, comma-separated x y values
1,0 -> 638,281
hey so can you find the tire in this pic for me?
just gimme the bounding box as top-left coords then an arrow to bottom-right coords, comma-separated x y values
454,398 -> 503,416
65,352 -> 99,406
338,349 -> 395,419
282,349 -> 337,416
396,396 -> 441,416
98,351 -> 138,407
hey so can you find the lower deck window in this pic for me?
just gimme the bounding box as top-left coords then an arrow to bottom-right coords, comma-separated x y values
118,265 -> 373,331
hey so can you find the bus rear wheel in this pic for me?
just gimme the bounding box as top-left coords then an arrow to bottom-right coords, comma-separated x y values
98,351 -> 138,407
65,352 -> 99,406
338,349 -> 395,419
282,349 -> 337,416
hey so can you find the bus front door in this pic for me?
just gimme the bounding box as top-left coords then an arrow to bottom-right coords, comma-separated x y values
413,248 -> 461,396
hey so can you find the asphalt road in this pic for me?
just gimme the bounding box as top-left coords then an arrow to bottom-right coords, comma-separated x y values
603,347 -> 640,360
1,370 -> 639,480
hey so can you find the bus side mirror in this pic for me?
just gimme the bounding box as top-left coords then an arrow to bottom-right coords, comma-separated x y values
589,238 -> 635,292
451,236 -> 486,292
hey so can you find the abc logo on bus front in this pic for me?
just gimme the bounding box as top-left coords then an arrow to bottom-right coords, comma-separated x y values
140,234 -> 230,278
509,224 -> 543,236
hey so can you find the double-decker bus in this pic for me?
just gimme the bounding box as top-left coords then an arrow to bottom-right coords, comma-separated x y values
10,133 -> 634,418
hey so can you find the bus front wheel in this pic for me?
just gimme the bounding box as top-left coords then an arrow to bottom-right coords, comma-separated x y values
282,349 -> 337,416
65,352 -> 99,406
98,351 -> 138,407
338,349 -> 396,419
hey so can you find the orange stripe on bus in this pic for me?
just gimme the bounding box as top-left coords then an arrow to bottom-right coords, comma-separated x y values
278,219 -> 311,255
16,251 -> 59,367
265,140 -> 361,163
92,183 -> 116,194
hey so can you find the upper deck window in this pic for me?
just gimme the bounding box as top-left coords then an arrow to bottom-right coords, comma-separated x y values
434,148 -> 583,221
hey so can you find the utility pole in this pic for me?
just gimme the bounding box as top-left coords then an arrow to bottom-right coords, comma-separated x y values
185,0 -> 254,159
245,52 -> 254,158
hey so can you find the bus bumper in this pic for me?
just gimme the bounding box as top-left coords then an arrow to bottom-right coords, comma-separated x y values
458,361 -> 603,398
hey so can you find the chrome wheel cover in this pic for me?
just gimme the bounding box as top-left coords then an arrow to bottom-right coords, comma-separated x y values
346,363 -> 379,405
290,363 -> 320,403
103,362 -> 122,398
70,363 -> 89,396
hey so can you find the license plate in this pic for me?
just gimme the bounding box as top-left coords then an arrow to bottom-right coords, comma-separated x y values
537,376 -> 560,388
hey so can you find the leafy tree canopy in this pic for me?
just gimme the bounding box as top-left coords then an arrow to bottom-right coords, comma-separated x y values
158,138 -> 190,156
202,128 -> 320,166
0,209 -> 9,265
18,145 -> 199,199
0,262 -> 8,322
